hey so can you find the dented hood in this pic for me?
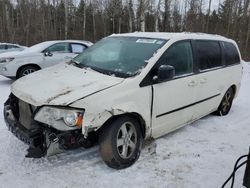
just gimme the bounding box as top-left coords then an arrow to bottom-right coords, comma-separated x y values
11,63 -> 124,106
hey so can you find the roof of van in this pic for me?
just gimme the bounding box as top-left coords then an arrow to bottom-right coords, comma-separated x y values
111,32 -> 234,42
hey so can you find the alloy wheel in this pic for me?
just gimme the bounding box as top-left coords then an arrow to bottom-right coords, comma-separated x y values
116,122 -> 137,159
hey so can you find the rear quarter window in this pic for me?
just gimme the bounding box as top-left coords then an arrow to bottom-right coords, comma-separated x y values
223,42 -> 240,65
196,40 -> 222,70
71,43 -> 87,54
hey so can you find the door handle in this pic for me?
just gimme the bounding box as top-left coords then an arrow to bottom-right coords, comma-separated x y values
200,78 -> 207,84
188,80 -> 198,87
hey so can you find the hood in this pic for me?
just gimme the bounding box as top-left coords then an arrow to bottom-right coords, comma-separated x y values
11,63 -> 124,106
0,49 -> 38,58
0,51 -> 23,58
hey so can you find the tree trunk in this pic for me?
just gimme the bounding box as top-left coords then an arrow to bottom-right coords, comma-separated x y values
139,0 -> 146,32
118,16 -> 121,33
206,0 -> 212,32
83,0 -> 86,39
93,11 -> 96,41
163,0 -> 170,31
244,10 -> 250,56
128,0 -> 133,32
155,0 -> 161,32
64,0 -> 68,39
5,4 -> 10,41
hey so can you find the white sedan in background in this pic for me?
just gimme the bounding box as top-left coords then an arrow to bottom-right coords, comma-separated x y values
0,40 -> 92,79
0,43 -> 27,54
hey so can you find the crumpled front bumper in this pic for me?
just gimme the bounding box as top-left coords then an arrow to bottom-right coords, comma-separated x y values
3,96 -> 46,157
3,94 -> 93,158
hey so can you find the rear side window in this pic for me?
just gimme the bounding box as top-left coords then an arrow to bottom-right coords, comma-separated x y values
223,42 -> 240,65
71,43 -> 86,54
158,41 -> 193,76
196,41 -> 222,70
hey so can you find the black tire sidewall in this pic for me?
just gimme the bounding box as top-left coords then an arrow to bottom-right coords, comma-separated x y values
219,88 -> 234,116
99,116 -> 143,169
18,66 -> 38,78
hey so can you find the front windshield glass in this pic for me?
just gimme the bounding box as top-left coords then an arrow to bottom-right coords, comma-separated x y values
74,37 -> 167,78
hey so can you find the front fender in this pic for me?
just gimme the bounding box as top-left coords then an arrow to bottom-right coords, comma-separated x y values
69,81 -> 152,139
82,106 -> 150,139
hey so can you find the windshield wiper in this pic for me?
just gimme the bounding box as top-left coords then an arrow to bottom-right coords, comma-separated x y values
90,66 -> 131,78
71,60 -> 131,78
70,60 -> 91,69
70,59 -> 80,66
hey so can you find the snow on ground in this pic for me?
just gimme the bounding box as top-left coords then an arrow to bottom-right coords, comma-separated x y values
0,63 -> 250,188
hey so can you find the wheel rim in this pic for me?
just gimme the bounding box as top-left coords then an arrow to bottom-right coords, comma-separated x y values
221,90 -> 233,113
116,122 -> 137,159
22,68 -> 36,76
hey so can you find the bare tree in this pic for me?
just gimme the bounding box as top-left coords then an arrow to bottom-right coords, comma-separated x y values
138,0 -> 149,32
128,0 -> 135,32
64,0 -> 68,39
163,0 -> 171,31
155,0 -> 161,32
206,0 -> 212,32
245,8 -> 250,55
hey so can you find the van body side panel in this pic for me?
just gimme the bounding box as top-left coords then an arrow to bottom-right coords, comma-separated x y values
151,76 -> 197,138
192,65 -> 242,120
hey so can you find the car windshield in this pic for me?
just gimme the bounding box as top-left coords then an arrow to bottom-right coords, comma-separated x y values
74,37 -> 167,78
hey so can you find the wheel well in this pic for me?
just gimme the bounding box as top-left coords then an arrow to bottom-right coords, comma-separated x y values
16,64 -> 41,78
98,113 -> 146,139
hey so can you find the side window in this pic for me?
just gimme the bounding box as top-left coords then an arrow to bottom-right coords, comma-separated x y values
71,43 -> 86,54
7,45 -> 19,49
45,43 -> 70,53
159,41 -> 193,76
0,45 -> 6,50
196,41 -> 222,70
223,42 -> 240,65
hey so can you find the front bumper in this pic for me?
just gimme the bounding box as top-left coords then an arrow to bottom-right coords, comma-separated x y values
0,63 -> 10,76
4,96 -> 46,157
3,94 -> 94,158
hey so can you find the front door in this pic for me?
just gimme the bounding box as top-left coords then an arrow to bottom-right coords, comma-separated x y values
43,42 -> 73,67
151,41 -> 197,138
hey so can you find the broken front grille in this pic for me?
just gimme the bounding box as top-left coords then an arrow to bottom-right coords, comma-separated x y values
18,99 -> 35,130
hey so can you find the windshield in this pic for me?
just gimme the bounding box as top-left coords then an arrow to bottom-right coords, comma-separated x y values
74,37 -> 167,78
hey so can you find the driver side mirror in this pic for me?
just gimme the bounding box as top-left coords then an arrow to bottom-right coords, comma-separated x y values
44,51 -> 53,57
153,65 -> 175,83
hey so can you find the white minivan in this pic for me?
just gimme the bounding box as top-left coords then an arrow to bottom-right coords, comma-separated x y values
4,32 -> 242,169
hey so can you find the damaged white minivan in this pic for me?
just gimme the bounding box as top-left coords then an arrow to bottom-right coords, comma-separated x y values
4,32 -> 242,169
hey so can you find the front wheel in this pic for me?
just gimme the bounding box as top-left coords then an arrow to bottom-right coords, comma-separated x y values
17,65 -> 39,78
215,87 -> 235,116
99,116 -> 143,169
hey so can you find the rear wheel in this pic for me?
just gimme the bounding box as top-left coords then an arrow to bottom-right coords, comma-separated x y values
17,65 -> 39,78
215,87 -> 235,116
99,116 -> 143,169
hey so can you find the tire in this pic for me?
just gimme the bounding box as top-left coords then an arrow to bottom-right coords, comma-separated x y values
99,116 -> 143,169
17,65 -> 39,78
215,87 -> 235,116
